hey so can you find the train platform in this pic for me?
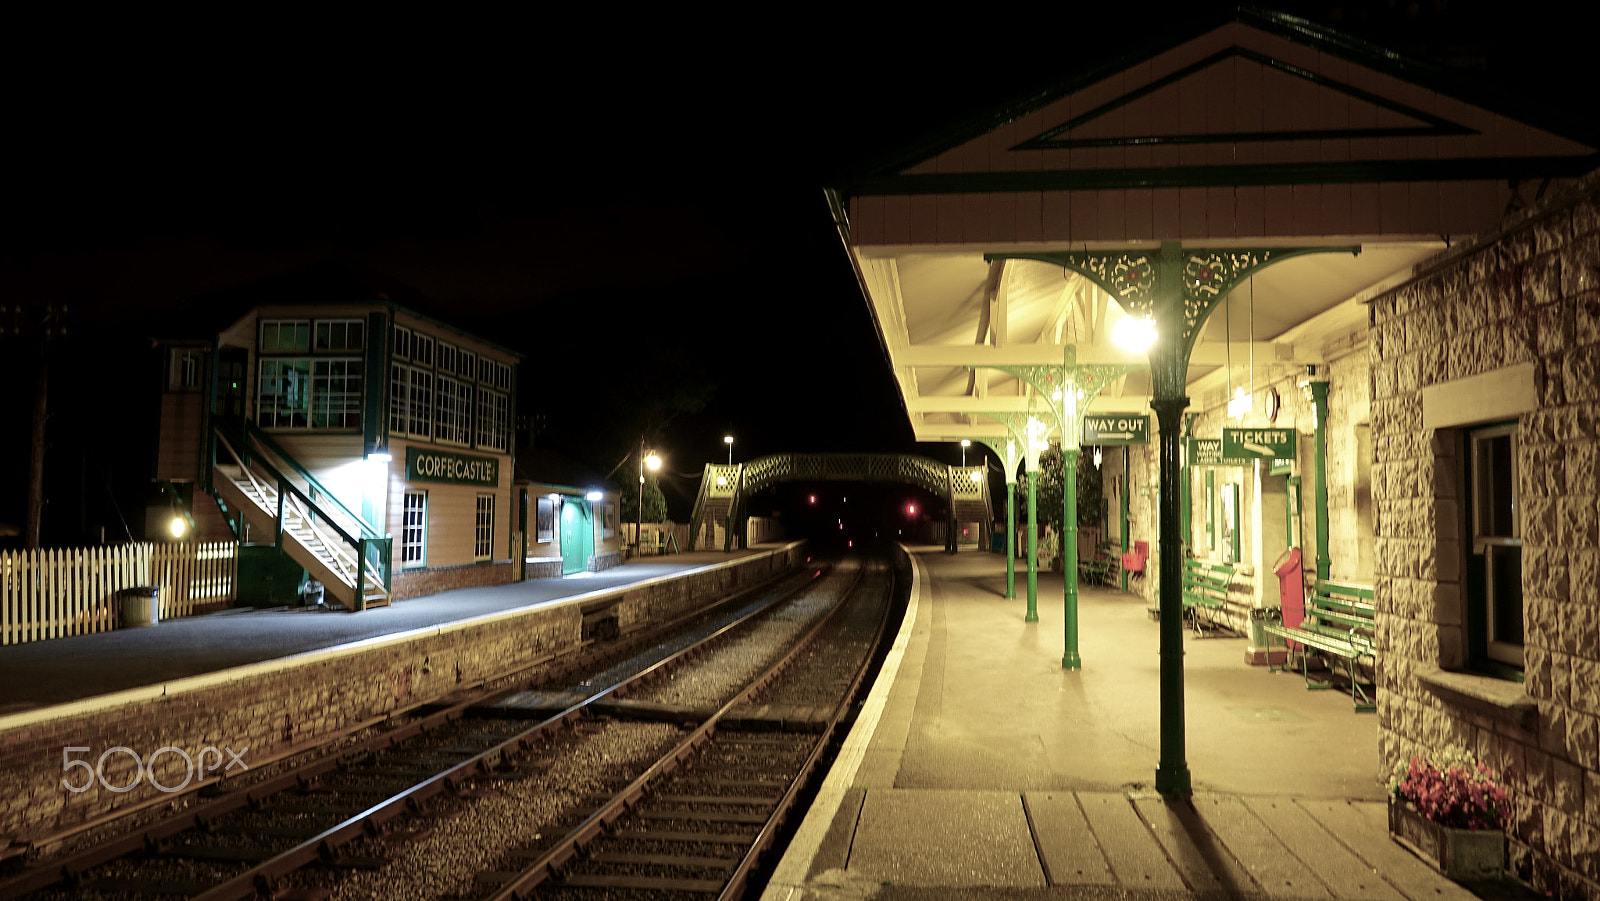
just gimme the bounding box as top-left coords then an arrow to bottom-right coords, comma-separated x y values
0,547 -> 772,719
764,546 -> 1493,901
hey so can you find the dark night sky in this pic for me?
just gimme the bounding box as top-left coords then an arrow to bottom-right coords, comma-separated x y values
2,3 -> 1589,536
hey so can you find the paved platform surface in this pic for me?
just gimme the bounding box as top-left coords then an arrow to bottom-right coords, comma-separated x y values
763,547 -> 1492,901
0,548 -> 769,717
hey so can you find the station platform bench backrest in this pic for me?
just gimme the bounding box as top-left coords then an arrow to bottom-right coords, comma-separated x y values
1262,578 -> 1377,712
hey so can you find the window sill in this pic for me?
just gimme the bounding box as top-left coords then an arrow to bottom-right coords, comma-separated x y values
1417,667 -> 1538,731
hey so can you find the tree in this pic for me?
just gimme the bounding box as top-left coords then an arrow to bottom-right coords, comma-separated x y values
615,469 -> 668,525
1015,442 -> 1106,559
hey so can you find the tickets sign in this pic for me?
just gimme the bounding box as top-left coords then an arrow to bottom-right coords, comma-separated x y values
1222,428 -> 1296,460
1082,415 -> 1149,446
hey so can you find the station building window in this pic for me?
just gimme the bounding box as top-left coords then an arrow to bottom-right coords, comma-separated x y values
315,319 -> 365,352
390,363 -> 433,439
402,490 -> 427,567
435,374 -> 474,446
257,358 -> 362,430
476,388 -> 510,453
260,319 -> 310,353
475,494 -> 495,561
168,348 -> 203,392
1465,423 -> 1523,674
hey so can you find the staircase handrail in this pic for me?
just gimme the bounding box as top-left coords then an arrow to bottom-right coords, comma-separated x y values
215,430 -> 363,553
215,429 -> 391,597
231,418 -> 382,542
686,469 -> 712,551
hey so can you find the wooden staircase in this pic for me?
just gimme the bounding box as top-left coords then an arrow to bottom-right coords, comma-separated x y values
212,434 -> 390,610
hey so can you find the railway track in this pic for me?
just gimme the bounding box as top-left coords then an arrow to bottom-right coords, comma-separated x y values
0,556 -> 896,901
478,556 -> 898,901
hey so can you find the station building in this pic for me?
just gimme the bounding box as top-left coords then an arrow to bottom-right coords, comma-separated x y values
151,262 -> 520,607
514,446 -> 623,578
830,8 -> 1599,894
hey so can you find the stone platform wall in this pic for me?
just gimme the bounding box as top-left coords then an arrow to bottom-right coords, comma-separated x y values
0,542 -> 807,852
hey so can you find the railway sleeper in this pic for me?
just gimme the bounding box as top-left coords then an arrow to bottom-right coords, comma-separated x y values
589,698 -> 712,724
156,842 -> 282,863
78,875 -> 213,896
720,704 -> 833,732
606,828 -> 757,844
561,873 -> 727,893
635,809 -> 771,825
586,851 -> 737,869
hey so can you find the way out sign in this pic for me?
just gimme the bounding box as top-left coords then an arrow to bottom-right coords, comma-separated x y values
1222,428 -> 1296,460
1083,415 -> 1149,445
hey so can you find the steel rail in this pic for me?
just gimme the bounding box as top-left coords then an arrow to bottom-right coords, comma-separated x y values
485,560 -> 877,901
719,561 -> 899,901
184,564 -> 834,901
0,565 -> 818,901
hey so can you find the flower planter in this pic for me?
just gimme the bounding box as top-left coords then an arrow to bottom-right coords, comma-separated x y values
1388,801 -> 1505,881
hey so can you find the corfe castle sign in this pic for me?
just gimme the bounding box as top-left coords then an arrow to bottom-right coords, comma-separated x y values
406,447 -> 499,486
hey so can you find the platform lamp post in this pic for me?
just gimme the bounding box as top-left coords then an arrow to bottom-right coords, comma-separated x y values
989,242 -> 1358,796
724,435 -> 734,466
637,439 -> 661,556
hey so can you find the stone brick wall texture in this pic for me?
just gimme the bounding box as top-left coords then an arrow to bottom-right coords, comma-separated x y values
1371,174 -> 1600,900
0,542 -> 806,850
391,560 -> 514,601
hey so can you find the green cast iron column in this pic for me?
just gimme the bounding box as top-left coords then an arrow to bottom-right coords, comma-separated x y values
987,242 -> 1355,798
1148,242 -> 1192,797
1180,414 -> 1195,548
1026,468 -> 1039,622
1006,475 -> 1017,599
1062,447 -> 1081,669
1120,447 -> 1131,593
1309,378 -> 1332,581
1150,397 -> 1191,795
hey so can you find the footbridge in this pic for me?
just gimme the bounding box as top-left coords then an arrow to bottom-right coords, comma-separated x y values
686,453 -> 991,552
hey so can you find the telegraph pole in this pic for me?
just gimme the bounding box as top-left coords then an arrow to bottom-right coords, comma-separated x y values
6,303 -> 66,549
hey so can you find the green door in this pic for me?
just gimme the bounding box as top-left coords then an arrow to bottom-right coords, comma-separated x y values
560,501 -> 593,575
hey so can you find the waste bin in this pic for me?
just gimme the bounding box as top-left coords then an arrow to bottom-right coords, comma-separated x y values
300,577 -> 326,607
1271,547 -> 1305,652
119,586 -> 160,628
1274,547 -> 1305,627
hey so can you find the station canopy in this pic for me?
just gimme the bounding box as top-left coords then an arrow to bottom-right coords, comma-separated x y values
825,7 -> 1598,444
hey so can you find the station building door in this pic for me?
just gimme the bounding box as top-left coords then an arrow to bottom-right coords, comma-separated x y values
560,500 -> 593,575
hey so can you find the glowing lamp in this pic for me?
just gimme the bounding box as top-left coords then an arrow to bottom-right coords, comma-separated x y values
1112,314 -> 1158,352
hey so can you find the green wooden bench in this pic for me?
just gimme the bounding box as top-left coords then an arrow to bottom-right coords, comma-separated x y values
1263,579 -> 1377,712
1182,558 -> 1235,636
1078,542 -> 1118,587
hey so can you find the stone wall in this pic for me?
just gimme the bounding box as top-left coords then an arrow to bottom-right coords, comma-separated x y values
0,542 -> 807,850
391,560 -> 515,601
1370,173 -> 1600,900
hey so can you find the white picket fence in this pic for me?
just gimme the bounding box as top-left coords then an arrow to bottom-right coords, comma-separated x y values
0,541 -> 239,645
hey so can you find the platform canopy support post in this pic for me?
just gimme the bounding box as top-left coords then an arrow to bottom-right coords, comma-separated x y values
990,241 -> 1358,796
977,346 -> 1136,670
966,426 -> 1029,601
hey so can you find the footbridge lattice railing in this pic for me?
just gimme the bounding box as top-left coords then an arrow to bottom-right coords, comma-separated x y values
686,453 -> 991,551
